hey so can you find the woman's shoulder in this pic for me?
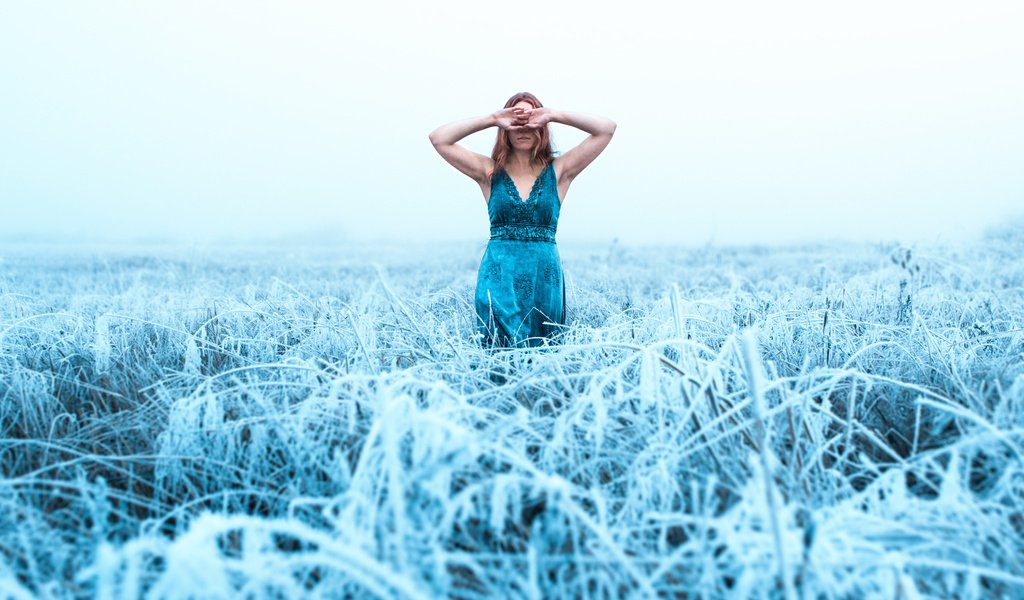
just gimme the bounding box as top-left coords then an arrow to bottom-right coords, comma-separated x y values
550,156 -> 564,180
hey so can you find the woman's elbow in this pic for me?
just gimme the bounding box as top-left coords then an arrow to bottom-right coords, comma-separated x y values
429,133 -> 453,149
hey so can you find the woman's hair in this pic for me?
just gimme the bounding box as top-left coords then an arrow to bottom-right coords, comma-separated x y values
489,92 -> 555,180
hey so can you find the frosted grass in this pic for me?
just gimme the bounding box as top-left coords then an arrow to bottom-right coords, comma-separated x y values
0,232 -> 1022,598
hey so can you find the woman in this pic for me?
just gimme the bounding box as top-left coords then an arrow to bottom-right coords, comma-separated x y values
429,92 -> 615,348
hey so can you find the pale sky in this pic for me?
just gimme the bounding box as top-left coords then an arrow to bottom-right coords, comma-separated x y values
1,1 -> 1022,247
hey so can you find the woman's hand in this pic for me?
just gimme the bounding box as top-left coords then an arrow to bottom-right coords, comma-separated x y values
509,107 -> 555,130
493,107 -> 530,131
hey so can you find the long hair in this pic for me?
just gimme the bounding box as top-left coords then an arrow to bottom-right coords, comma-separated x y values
489,92 -> 555,180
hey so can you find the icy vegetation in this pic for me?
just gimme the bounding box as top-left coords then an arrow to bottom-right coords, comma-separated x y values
1,230 -> 1022,599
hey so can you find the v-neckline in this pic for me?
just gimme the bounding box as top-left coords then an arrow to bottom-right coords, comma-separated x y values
505,162 -> 549,203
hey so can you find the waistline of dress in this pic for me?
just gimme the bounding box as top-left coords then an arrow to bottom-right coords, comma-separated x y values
489,224 -> 557,243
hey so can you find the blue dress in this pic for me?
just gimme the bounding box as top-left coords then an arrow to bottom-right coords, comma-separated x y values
474,160 -> 566,349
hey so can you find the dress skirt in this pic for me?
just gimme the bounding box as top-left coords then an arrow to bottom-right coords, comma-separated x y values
475,238 -> 565,348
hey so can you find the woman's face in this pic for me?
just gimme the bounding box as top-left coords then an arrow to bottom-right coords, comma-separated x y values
509,100 -> 540,152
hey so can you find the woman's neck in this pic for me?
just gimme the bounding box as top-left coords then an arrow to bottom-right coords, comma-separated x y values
506,151 -> 538,172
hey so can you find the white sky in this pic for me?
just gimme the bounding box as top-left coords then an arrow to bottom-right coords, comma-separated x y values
1,0 -> 1022,247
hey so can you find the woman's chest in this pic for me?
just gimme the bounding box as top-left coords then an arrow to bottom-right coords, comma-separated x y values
486,185 -> 558,224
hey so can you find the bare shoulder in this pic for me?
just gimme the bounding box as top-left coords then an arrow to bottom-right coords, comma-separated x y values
470,155 -> 496,186
552,156 -> 574,184
551,156 -> 573,206
480,156 -> 496,183
478,158 -> 497,202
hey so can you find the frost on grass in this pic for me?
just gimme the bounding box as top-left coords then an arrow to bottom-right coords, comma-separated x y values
0,235 -> 1022,598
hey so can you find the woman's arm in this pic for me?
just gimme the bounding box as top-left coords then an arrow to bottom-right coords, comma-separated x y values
428,114 -> 496,184
550,110 -> 617,137
528,109 -> 616,182
429,108 -> 526,184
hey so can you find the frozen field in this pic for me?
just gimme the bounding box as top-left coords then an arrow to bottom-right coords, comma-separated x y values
1,232 -> 1022,598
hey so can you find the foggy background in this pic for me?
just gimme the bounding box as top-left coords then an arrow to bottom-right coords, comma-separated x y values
2,0 -> 1022,248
